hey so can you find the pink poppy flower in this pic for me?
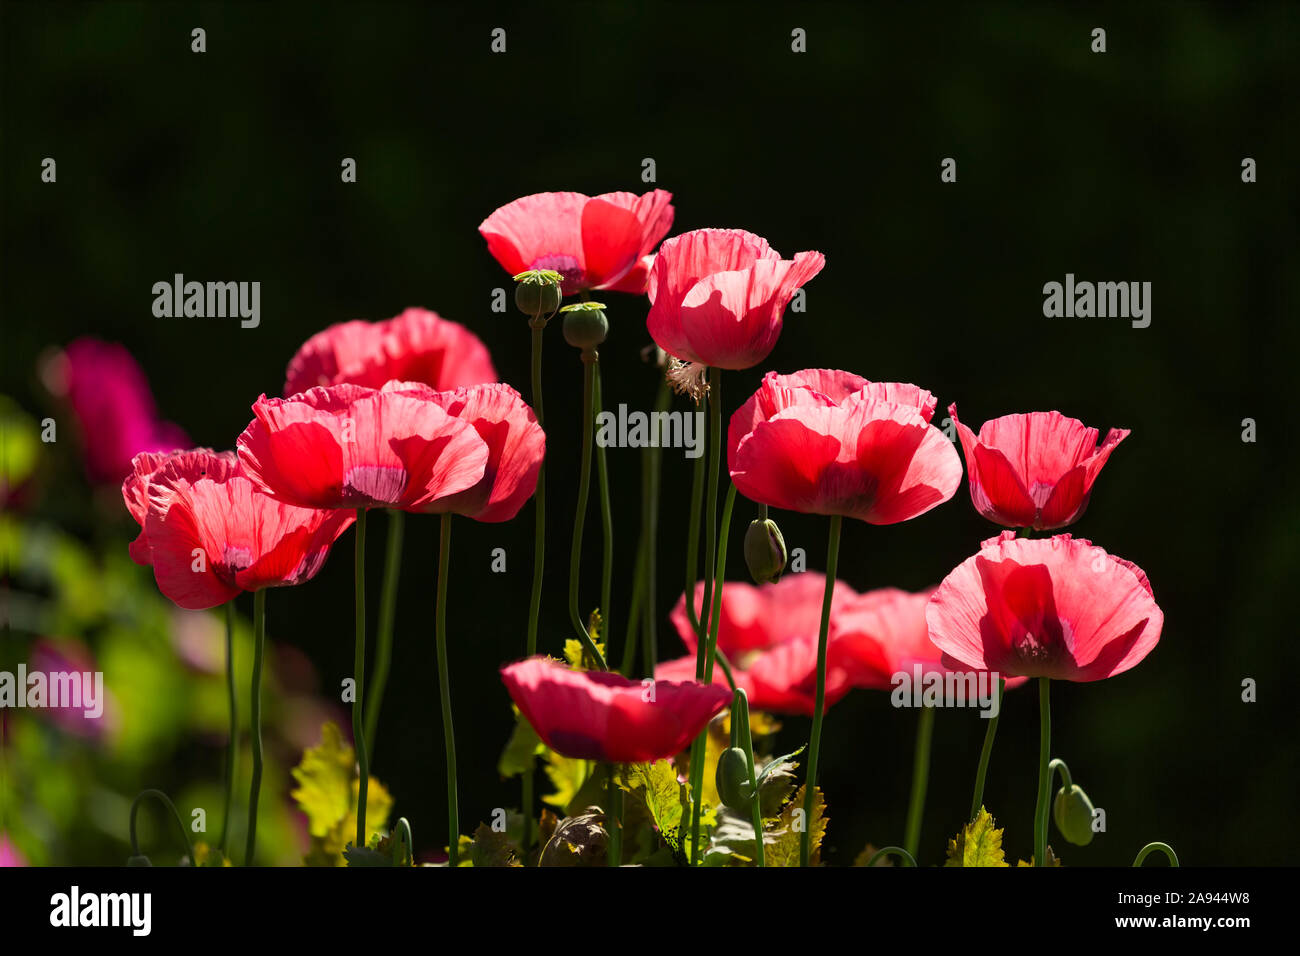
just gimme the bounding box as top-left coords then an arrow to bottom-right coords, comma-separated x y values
395,382 -> 544,522
44,338 -> 188,484
144,459 -> 355,610
236,383 -> 490,513
479,190 -> 675,295
646,229 -> 824,370
283,308 -> 497,397
926,532 -> 1163,681
500,656 -> 730,763
0,833 -> 26,867
656,574 -> 860,715
949,406 -> 1129,530
729,370 -> 962,524
122,448 -> 238,564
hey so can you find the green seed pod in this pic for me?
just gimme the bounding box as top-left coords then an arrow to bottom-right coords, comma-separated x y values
514,269 -> 563,318
715,746 -> 754,812
561,302 -> 608,351
1052,784 -> 1096,846
744,517 -> 787,584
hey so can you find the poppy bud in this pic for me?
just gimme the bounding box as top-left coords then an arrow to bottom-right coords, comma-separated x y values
715,746 -> 754,812
513,269 -> 564,318
744,517 -> 787,584
1052,783 -> 1096,846
561,302 -> 608,352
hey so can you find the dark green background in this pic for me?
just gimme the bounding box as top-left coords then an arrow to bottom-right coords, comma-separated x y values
2,1 -> 1296,865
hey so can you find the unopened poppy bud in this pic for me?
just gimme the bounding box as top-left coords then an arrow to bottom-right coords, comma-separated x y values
560,302 -> 608,352
744,517 -> 787,584
513,269 -> 564,318
715,746 -> 754,812
1052,783 -> 1096,846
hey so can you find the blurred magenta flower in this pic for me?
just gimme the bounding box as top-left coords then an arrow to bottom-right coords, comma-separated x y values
30,637 -> 117,741
283,308 -> 497,397
0,833 -> 26,867
43,338 -> 188,484
479,190 -> 675,295
949,406 -> 1129,530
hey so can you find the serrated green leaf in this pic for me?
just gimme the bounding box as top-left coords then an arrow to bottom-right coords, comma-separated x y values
763,785 -> 827,867
946,806 -> 1009,867
291,721 -> 393,866
498,705 -> 544,779
467,822 -> 522,867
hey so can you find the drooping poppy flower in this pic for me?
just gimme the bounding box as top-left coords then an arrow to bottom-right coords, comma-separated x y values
729,370 -> 962,524
122,448 -> 238,564
656,574 -> 860,715
42,338 -> 189,484
283,307 -> 497,397
500,656 -> 730,763
949,406 -> 1129,530
479,190 -> 675,296
143,459 -> 355,610
236,383 -> 490,513
393,382 -> 545,522
646,229 -> 824,371
925,532 -> 1163,682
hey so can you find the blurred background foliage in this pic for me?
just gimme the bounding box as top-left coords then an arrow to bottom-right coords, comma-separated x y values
1,1 -> 1296,865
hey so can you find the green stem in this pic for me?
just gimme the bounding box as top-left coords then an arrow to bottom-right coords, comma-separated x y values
436,513 -> 461,865
567,353 -> 607,669
1133,842 -> 1179,867
523,319 -> 548,857
684,411 -> 707,637
695,367 -> 723,667
864,845 -> 917,867
129,789 -> 195,865
688,480 -> 737,864
713,646 -> 738,694
364,508 -> 405,756
219,600 -> 236,855
621,541 -> 647,676
594,364 -> 614,656
642,377 -> 670,675
353,508 -> 370,849
1033,676 -> 1051,866
903,705 -> 935,859
734,689 -> 764,868
606,765 -> 623,866
801,513 -> 843,867
245,587 -> 266,865
969,677 -> 1005,821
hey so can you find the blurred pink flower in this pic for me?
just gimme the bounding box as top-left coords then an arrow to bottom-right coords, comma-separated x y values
0,833 -> 27,867
44,338 -> 188,484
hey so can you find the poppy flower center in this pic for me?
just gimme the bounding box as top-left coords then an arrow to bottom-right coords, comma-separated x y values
343,465 -> 408,507
220,544 -> 253,582
547,729 -> 607,762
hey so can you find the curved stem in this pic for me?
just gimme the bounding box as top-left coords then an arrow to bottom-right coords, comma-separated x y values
364,508 -> 405,756
219,600 -> 237,855
244,587 -> 266,865
436,513 -> 460,865
969,677 -> 1005,821
712,646 -> 738,694
523,319 -> 548,856
864,845 -> 917,867
903,704 -> 935,859
394,817 -> 414,867
733,689 -> 764,868
688,480 -> 737,864
594,364 -> 614,656
129,789 -> 195,865
801,513 -> 843,867
1033,676 -> 1052,866
1133,842 -> 1179,867
1047,757 -> 1073,793
353,508 -> 370,849
567,354 -> 607,669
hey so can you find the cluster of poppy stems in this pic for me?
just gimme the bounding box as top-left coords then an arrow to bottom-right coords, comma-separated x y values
121,188 -> 1173,868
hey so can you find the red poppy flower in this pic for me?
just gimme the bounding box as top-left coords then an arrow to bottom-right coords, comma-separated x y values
646,229 -> 824,370
500,656 -> 729,763
143,460 -> 354,610
949,406 -> 1129,530
122,448 -> 238,564
656,574 -> 860,715
43,338 -> 189,484
825,588 -> 940,690
236,383 -> 490,512
283,308 -> 497,397
394,382 -> 545,522
925,532 -> 1163,681
729,370 -> 962,524
478,190 -> 675,295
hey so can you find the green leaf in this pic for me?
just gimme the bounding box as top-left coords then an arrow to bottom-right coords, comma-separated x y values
620,760 -> 709,859
945,806 -> 1009,867
467,822 -> 523,867
763,785 -> 827,867
291,722 -> 393,866
498,706 -> 544,779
